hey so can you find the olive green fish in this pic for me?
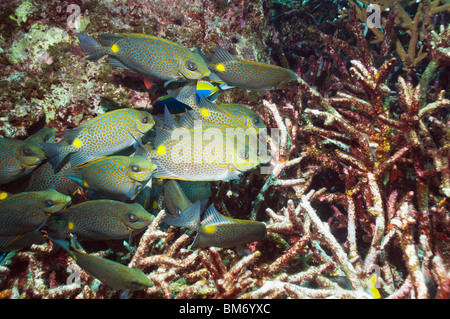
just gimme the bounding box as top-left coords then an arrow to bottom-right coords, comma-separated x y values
0,138 -> 46,184
137,124 -> 261,181
46,200 -> 154,241
0,189 -> 71,236
53,236 -> 153,290
25,128 -> 57,144
208,47 -> 298,90
40,109 -> 155,171
168,83 -> 267,131
78,33 -> 210,87
64,155 -> 156,201
165,201 -> 266,248
0,229 -> 45,253
27,162 -> 80,196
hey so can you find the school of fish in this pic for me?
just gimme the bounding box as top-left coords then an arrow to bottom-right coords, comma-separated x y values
0,32 -> 298,291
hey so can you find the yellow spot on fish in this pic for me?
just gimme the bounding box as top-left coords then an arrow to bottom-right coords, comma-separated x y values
200,109 -> 209,118
366,274 -> 381,299
151,163 -> 157,171
157,145 -> 166,155
216,64 -> 226,72
111,44 -> 119,53
152,201 -> 158,209
83,180 -> 89,188
72,139 -> 82,148
68,222 -> 74,230
203,225 -> 217,234
0,192 -> 7,200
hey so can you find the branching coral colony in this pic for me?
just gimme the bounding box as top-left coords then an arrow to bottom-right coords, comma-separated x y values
0,0 -> 449,299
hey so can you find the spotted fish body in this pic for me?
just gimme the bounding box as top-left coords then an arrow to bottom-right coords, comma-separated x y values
137,124 -> 261,181
0,189 -> 71,236
46,200 -> 154,241
27,162 -> 80,196
154,107 -> 269,165
177,180 -> 211,204
0,229 -> 45,253
164,201 -> 266,248
64,156 -> 156,201
41,109 -> 155,171
208,47 -> 298,90
78,33 -> 210,85
25,128 -> 57,144
169,83 -> 266,131
0,138 -> 46,184
54,237 -> 153,290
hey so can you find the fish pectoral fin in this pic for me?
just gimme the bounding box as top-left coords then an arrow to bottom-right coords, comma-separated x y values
109,56 -> 131,71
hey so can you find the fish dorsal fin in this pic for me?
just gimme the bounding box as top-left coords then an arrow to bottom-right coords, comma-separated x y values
202,205 -> 231,227
169,83 -> 197,109
211,47 -> 236,65
179,111 -> 197,129
163,106 -> 176,131
153,126 -> 172,148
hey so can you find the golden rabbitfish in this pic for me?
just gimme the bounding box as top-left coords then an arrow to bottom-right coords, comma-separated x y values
208,47 -> 298,90
0,189 -> 71,236
53,237 -> 153,291
27,162 -> 80,196
46,200 -> 154,241
137,124 -> 261,181
164,201 -> 266,248
168,83 -> 267,131
41,108 -> 155,171
0,138 -> 46,184
78,33 -> 210,86
163,180 -> 196,217
64,155 -> 156,201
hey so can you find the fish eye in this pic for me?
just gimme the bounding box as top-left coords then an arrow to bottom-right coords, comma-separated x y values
43,135 -> 53,142
22,148 -> 34,157
130,165 -> 141,172
126,213 -> 139,222
43,200 -> 55,207
141,116 -> 149,124
186,61 -> 197,71
252,117 -> 261,126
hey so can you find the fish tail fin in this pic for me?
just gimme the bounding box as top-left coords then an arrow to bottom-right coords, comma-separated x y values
40,142 -> 74,173
78,33 -> 108,62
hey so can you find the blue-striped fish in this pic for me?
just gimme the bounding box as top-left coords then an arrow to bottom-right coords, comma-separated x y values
52,236 -> 153,290
0,138 -> 46,184
40,109 -> 155,171
46,200 -> 154,241
0,189 -> 71,236
155,80 -> 219,114
64,156 -> 156,201
165,201 -> 266,248
78,33 -> 210,88
207,47 -> 298,90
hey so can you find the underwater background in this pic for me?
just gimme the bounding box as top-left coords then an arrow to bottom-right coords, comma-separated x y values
0,0 -> 449,299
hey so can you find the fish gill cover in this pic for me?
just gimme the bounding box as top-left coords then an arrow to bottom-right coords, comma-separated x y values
0,0 -> 448,300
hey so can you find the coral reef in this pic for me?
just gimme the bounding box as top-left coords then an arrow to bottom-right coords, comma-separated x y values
0,0 -> 449,299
